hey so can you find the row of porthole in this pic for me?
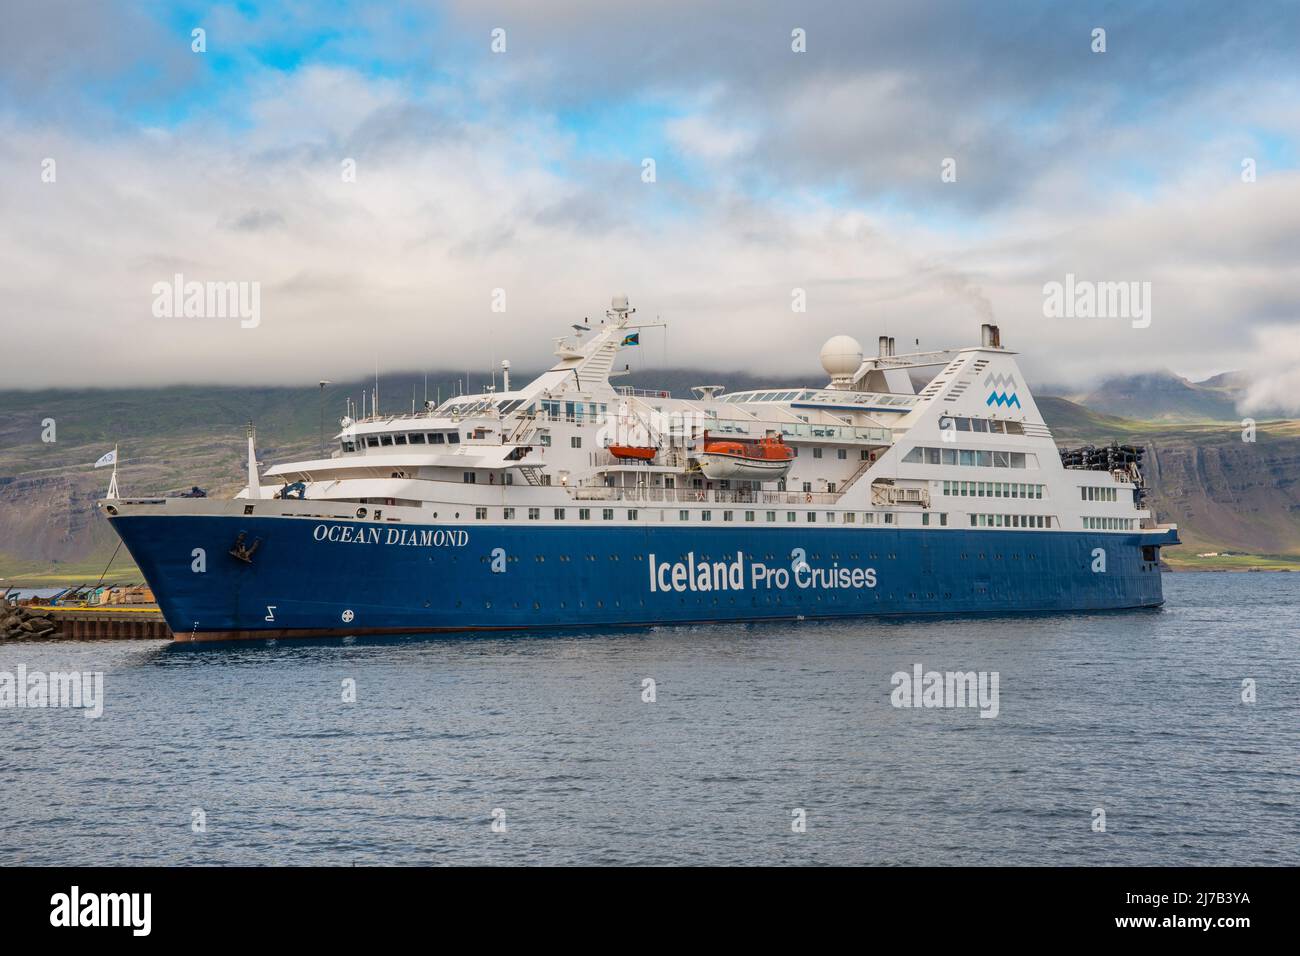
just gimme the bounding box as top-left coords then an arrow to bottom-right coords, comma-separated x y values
448,592 -> 982,611
435,587 -> 1038,614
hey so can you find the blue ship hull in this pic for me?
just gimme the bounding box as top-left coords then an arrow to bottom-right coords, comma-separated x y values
109,513 -> 1178,640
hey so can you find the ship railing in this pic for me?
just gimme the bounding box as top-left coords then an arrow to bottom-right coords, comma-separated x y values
567,487 -> 843,505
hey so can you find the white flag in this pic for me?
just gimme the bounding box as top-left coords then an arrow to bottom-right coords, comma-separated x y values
94,449 -> 117,468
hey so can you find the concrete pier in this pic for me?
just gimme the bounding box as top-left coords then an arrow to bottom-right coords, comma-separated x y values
2,605 -> 171,641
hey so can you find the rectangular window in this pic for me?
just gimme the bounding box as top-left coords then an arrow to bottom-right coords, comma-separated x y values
807,512 -> 816,522
409,433 -> 426,445
528,508 -> 540,520
926,447 -> 941,465
813,447 -> 823,459
627,510 -> 638,520
972,419 -> 989,433
579,508 -> 591,520
603,509 -> 614,520
680,510 -> 690,521
864,513 -> 874,524
554,508 -> 566,520
571,436 -> 582,448
940,513 -> 948,526
462,471 -> 476,483
970,514 -> 978,527
744,511 -> 755,522
977,451 -> 993,467
394,434 -> 408,445
959,450 -> 975,466
380,435 -> 393,446
475,507 -> 487,520
766,511 -> 776,522
922,513 -> 931,526
701,510 -> 712,522
837,448 -> 847,460
787,512 -> 797,522
826,512 -> 835,523
723,510 -> 734,521
448,433 -> 460,444
844,512 -> 856,523
884,513 -> 894,525
503,507 -> 515,519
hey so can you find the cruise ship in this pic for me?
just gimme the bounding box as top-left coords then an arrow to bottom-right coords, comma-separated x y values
100,297 -> 1179,641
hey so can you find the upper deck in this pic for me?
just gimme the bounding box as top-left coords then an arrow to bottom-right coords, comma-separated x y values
114,296 -> 1171,539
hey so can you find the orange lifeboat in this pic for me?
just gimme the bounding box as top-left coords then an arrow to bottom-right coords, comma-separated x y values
609,444 -> 657,461
696,431 -> 794,480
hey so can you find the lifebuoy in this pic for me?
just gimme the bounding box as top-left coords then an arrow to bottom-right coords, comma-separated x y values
805,494 -> 813,503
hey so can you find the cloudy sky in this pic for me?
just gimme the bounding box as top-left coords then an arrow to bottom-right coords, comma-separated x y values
1,0 -> 1297,409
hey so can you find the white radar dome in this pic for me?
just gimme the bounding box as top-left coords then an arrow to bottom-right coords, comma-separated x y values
819,335 -> 864,379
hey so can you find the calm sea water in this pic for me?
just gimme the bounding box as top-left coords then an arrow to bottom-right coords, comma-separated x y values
2,573 -> 1296,866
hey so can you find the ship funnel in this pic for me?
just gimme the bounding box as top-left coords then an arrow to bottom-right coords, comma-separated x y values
877,336 -> 896,358
501,359 -> 510,392
980,324 -> 1001,348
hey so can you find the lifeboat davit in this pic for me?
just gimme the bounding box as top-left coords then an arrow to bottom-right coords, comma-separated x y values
696,431 -> 794,481
609,444 -> 657,461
